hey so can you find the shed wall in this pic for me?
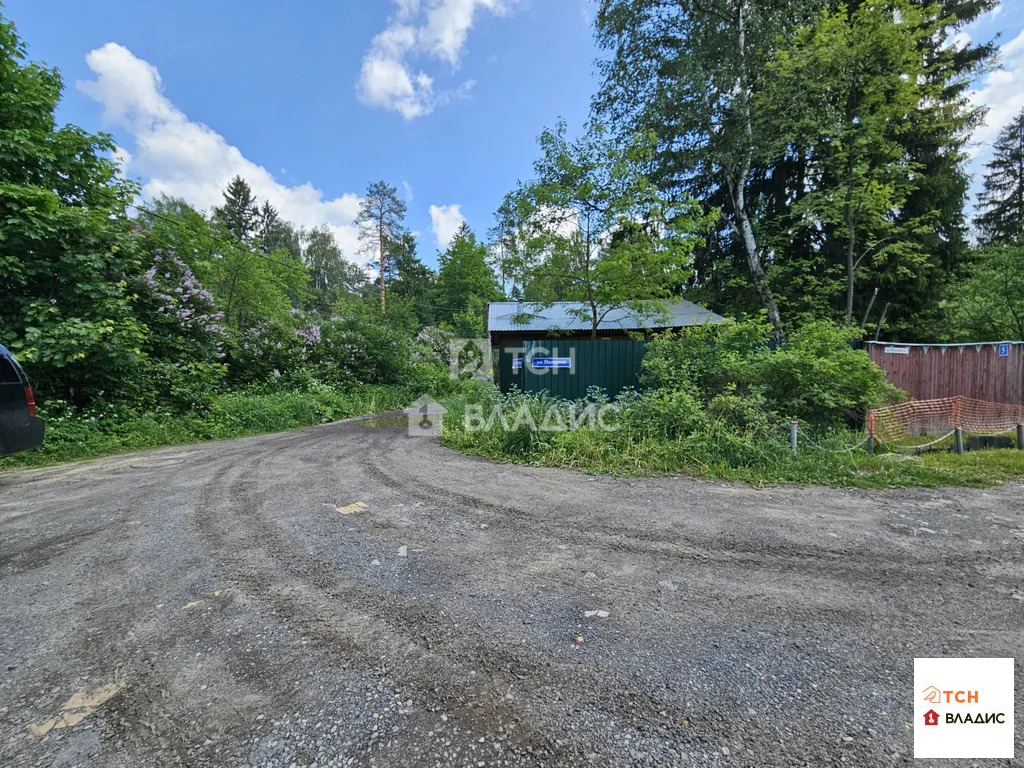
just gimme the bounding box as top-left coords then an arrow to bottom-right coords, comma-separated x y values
498,340 -> 647,398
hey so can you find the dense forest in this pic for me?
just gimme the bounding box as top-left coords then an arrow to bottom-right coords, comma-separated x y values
2,0 -> 1023,433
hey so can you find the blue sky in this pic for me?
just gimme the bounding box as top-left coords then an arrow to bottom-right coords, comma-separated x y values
4,0 -> 1023,267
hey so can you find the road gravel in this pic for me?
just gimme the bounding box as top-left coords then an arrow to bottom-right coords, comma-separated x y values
1,415 -> 1022,766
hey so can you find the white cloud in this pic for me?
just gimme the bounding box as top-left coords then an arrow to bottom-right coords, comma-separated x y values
78,43 -> 363,257
402,179 -> 414,200
422,0 -> 506,65
357,0 -> 510,119
967,29 -> 1024,157
429,203 -> 465,249
112,145 -> 132,171
965,26 -> 1024,214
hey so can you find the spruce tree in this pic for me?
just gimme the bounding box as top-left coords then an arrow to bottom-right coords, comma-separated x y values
976,109 -> 1024,246
214,176 -> 260,242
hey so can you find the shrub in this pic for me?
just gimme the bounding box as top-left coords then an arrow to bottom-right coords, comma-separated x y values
642,319 -> 901,427
747,321 -> 902,424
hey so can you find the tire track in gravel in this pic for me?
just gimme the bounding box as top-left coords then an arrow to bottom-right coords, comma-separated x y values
356,441 -> 987,590
187,425 -> 725,764
191,429 -> 578,761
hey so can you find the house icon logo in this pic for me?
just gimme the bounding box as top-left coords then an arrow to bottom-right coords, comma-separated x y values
405,395 -> 446,437
922,685 -> 941,704
923,709 -> 940,727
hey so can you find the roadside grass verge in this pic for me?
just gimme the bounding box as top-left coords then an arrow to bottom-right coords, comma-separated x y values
0,384 -> 424,471
441,388 -> 1024,488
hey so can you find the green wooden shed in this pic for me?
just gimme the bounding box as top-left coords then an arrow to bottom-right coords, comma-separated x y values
488,300 -> 725,398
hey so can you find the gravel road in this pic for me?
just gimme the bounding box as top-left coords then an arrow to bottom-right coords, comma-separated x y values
1,415 -> 1022,767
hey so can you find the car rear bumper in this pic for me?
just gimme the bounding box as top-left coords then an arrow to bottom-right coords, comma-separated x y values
0,416 -> 45,458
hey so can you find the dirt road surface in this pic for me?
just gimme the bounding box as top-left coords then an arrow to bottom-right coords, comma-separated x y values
1,416 -> 1022,767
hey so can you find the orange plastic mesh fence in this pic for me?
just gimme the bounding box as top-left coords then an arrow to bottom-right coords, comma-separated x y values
868,396 -> 1024,443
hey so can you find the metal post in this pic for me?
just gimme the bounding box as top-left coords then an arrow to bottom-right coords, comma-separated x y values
954,428 -> 964,455
866,435 -> 874,456
790,421 -> 798,456
1017,424 -> 1023,451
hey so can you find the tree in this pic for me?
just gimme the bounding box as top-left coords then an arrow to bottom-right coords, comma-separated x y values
759,0 -> 941,327
593,0 -> 994,339
942,244 -> 1024,340
888,0 -> 995,338
594,0 -> 809,335
976,109 -> 1024,246
355,181 -> 407,311
500,121 -> 711,339
137,197 -> 308,331
301,225 -> 366,311
0,13 -> 145,403
387,233 -> 436,327
434,224 -> 501,331
214,176 -> 260,243
258,201 -> 301,259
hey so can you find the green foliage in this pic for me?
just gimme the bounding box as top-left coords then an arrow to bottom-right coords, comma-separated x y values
941,244 -> 1024,340
642,320 -> 901,425
494,120 -> 713,337
356,180 -> 408,310
388,232 -> 435,326
758,0 -> 943,327
0,383 -> 429,470
442,383 -> 1018,488
748,322 -> 902,424
0,14 -> 145,403
592,0 -> 994,340
303,225 -> 367,311
136,196 -> 309,333
976,108 -> 1024,246
434,223 -> 501,330
214,175 -> 260,242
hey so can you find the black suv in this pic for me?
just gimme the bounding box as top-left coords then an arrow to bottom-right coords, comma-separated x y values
0,344 -> 45,458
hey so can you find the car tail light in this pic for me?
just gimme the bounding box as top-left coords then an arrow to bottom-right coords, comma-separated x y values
25,386 -> 37,418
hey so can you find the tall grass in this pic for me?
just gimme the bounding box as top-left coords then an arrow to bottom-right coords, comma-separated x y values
442,386 -> 1024,488
0,384 -> 424,470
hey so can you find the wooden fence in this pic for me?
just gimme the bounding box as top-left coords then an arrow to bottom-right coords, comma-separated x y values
865,341 -> 1024,404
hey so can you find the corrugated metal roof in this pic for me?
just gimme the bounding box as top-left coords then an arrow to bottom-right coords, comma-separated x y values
488,300 -> 726,333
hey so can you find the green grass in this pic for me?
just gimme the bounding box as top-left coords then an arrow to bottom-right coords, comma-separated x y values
441,388 -> 1024,489
919,448 -> 1024,484
0,384 -> 423,472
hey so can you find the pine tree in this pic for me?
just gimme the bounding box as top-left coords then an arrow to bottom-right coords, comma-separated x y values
214,176 -> 260,242
976,109 -> 1024,246
355,181 -> 407,311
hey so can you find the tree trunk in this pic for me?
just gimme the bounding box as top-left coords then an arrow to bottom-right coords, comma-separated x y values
729,178 -> 782,333
729,0 -> 783,338
844,193 -> 856,326
378,212 -> 386,312
845,242 -> 856,326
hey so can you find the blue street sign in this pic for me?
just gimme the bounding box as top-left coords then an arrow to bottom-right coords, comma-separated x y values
998,343 -> 1009,357
512,358 -> 523,370
530,357 -> 572,369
